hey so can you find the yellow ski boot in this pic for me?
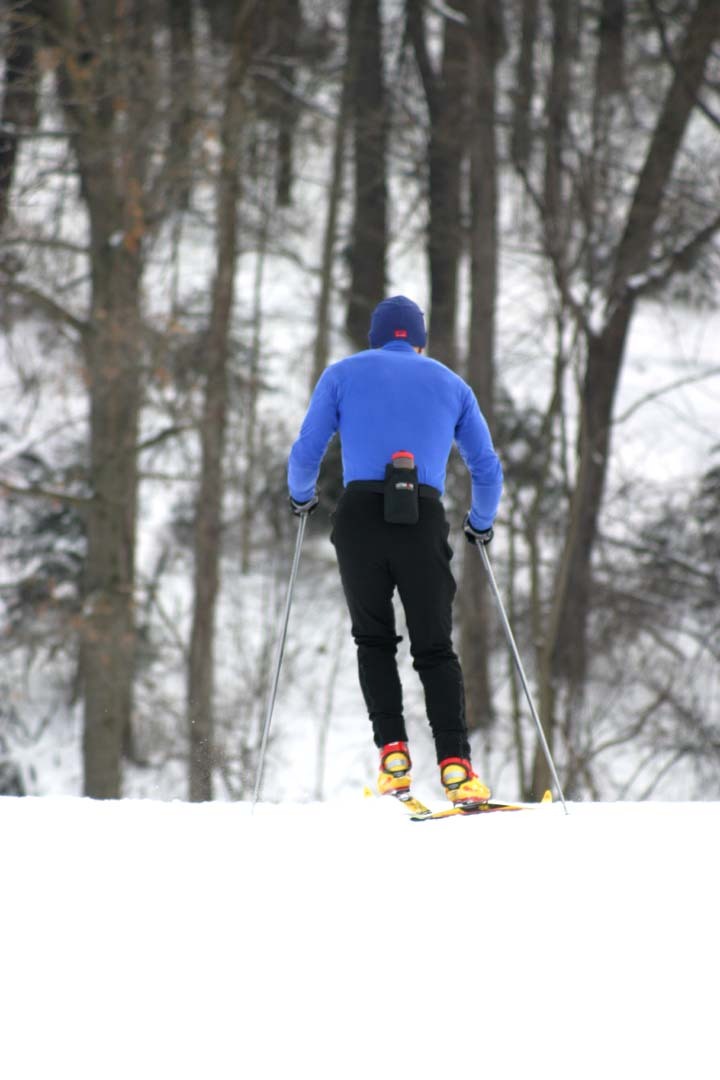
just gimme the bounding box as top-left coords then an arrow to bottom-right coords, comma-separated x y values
440,757 -> 491,807
377,741 -> 412,796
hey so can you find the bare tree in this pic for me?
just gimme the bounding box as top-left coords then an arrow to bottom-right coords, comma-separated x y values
0,1 -> 40,231
312,21 -> 353,387
459,0 -> 506,731
187,3 -> 257,802
510,0 -> 538,172
405,0 -> 469,369
35,0 -> 198,796
529,0 -> 720,796
345,0 -> 388,349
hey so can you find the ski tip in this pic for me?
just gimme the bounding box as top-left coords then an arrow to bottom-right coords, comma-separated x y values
362,786 -> 375,800
542,789 -> 553,803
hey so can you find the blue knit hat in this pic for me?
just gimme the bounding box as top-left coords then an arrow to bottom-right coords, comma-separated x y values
368,295 -> 427,348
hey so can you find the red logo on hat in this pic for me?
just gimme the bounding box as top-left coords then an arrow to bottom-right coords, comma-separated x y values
394,329 -> 408,338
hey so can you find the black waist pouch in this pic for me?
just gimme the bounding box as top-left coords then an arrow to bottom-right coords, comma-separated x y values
384,460 -> 419,524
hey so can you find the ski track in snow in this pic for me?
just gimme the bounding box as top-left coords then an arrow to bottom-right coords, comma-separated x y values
2,796 -> 719,1080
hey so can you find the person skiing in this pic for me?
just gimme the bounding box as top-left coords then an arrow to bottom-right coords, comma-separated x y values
287,295 -> 503,807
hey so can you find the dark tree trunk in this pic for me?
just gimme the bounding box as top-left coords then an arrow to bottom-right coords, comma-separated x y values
543,0 -> 571,258
57,12 -> 148,798
187,7 -> 252,802
51,1 -> 164,797
0,2 -> 40,230
273,0 -> 301,207
406,1 -> 468,369
81,253 -> 143,799
510,0 -> 538,172
596,0 -> 625,100
345,0 -> 387,349
460,0 -> 504,731
167,0 -> 195,212
312,39 -> 353,387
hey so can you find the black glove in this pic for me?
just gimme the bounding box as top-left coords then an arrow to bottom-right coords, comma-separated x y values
289,494 -> 319,516
463,513 -> 494,546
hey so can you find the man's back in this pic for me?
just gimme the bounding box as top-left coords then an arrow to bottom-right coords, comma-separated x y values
289,338 -> 501,524
329,342 -> 473,490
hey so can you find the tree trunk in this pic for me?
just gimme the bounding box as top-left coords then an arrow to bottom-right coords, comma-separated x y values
81,253 -> 142,798
0,2 -> 40,231
312,41 -> 352,387
543,0 -> 571,258
273,0 -> 301,207
596,0 -> 625,101
406,1 -> 468,369
345,0 -> 387,349
167,0 -> 195,213
240,210 -> 269,575
510,0 -> 538,172
187,7 -> 252,802
51,1 -> 172,796
52,4 -> 152,797
459,0 -> 504,731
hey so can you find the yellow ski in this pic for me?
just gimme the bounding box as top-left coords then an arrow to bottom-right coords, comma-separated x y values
409,790 -> 553,821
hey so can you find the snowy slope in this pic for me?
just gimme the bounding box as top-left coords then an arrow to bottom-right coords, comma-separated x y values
2,796 -> 719,1080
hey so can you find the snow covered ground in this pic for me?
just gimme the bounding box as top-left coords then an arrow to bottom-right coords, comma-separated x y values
3,795 -> 719,1079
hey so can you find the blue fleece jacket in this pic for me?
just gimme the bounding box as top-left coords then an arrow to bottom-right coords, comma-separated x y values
288,341 -> 503,530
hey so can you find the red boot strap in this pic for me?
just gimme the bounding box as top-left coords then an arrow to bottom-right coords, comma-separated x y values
380,741 -> 411,768
439,756 -> 476,778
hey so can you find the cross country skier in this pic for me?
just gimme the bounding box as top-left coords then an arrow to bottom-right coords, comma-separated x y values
288,295 -> 503,807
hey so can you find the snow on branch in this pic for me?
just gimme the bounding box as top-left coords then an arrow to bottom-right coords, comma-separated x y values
428,1 -> 469,26
625,208 -> 720,302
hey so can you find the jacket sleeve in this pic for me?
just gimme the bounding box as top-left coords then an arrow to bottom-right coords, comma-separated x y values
454,385 -> 503,530
287,366 -> 339,502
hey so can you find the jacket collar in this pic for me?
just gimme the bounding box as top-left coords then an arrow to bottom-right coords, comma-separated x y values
379,340 -> 418,353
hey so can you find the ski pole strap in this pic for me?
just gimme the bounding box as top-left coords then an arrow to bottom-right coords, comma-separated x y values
345,480 -> 441,500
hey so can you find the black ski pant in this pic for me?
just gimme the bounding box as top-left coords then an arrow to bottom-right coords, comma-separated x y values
331,486 -> 471,763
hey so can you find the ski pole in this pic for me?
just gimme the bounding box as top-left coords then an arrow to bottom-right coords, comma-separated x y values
476,542 -> 569,814
252,511 -> 308,809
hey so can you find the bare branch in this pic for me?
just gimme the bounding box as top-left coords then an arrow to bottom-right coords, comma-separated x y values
600,532 -> 719,588
0,478 -> 90,507
135,424 -> 195,455
647,0 -> 720,132
428,1 -> 468,25
1,277 -> 88,338
513,164 -> 595,338
612,364 -> 720,426
628,208 -> 720,300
